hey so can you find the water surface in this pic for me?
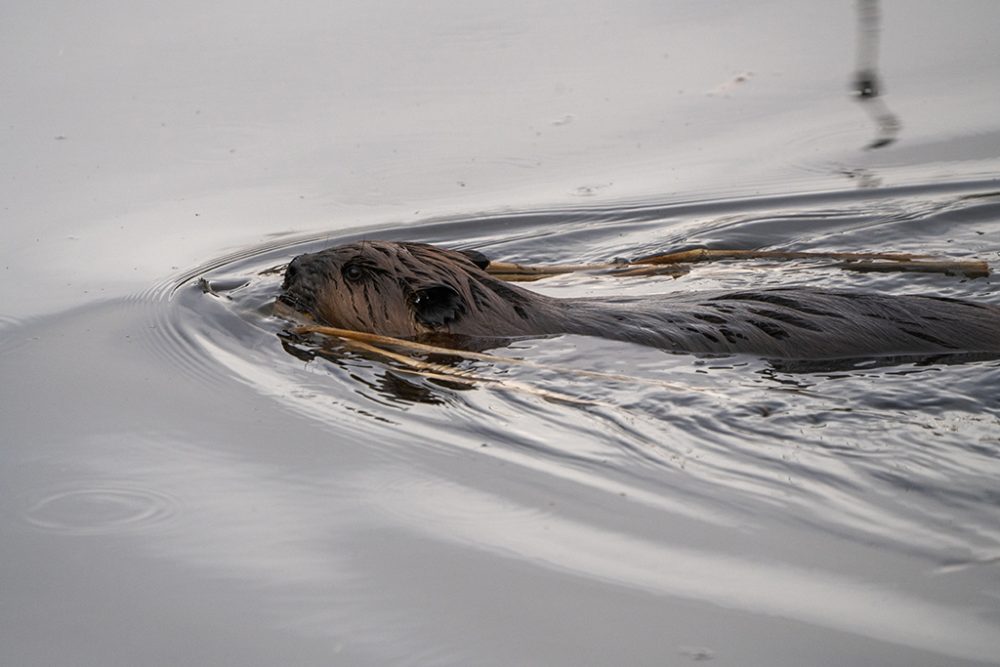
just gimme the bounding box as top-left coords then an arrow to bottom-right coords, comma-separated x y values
2,1 -> 1000,665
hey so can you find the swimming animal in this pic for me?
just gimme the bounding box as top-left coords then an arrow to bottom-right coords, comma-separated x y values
277,241 -> 1000,359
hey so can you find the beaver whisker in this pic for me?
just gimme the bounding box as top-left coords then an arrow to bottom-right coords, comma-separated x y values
276,293 -> 304,309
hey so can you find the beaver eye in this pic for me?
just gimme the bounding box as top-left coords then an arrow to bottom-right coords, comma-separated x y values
342,263 -> 365,283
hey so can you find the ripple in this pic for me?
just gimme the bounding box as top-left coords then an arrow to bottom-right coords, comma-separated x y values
142,179 -> 1000,566
22,484 -> 179,536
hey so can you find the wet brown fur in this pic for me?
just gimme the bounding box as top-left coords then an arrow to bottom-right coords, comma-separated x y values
279,241 -> 554,338
279,241 -> 1000,360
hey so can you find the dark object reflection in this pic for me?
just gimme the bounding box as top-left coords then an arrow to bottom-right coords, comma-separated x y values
853,0 -> 901,149
279,332 -> 470,405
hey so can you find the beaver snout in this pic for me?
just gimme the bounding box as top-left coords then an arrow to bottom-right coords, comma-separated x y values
277,253 -> 328,317
282,253 -> 330,291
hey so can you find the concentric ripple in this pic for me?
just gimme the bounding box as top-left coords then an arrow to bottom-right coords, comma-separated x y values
22,484 -> 179,536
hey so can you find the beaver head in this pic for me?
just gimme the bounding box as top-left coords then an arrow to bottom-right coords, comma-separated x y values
278,241 -> 544,338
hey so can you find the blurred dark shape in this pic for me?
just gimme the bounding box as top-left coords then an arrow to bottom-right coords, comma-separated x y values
853,0 -> 901,149
836,167 -> 882,189
853,69 -> 880,99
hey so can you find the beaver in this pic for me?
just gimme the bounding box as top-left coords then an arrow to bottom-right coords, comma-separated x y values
277,241 -> 1000,360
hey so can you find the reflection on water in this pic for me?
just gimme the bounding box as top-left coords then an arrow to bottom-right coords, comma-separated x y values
853,0 -> 902,149
363,472 -> 1000,662
182,181 -> 1000,573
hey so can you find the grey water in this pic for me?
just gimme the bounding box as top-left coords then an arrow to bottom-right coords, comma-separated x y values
2,1 -> 1000,666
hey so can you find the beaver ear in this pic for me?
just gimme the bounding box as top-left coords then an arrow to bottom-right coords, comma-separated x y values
409,284 -> 466,328
457,249 -> 490,270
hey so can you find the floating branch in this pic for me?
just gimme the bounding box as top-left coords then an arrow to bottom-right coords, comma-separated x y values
338,338 -> 602,406
484,248 -> 990,280
290,324 -> 721,397
630,248 -> 930,264
835,259 -> 989,278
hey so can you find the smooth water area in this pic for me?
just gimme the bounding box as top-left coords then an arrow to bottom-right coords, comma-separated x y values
3,2 -> 1000,665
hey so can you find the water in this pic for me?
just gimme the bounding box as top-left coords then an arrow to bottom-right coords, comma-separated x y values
3,2 -> 1000,665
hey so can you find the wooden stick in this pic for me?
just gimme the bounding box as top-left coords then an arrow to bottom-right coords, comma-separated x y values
485,260 -> 616,275
339,338 -> 604,406
291,324 -> 713,394
837,259 -> 990,278
631,248 -> 930,265
483,248 -> 990,279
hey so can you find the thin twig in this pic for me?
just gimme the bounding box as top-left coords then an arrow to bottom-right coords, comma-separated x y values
331,336 -> 606,405
292,324 -> 721,396
484,248 -> 990,280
